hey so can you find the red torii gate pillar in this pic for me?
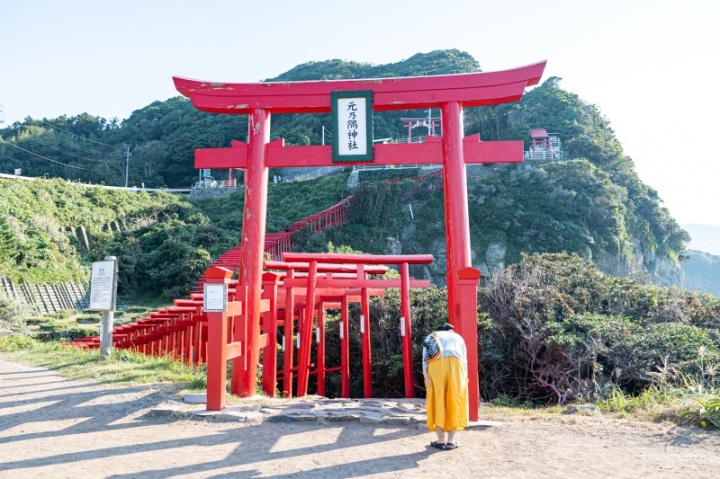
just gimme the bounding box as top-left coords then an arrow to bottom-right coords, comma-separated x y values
174,62 -> 546,417
231,108 -> 271,397
442,102 -> 471,328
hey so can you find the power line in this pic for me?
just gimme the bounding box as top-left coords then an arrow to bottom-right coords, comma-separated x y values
40,119 -> 116,148
27,132 -> 109,159
25,137 -> 99,164
0,138 -> 89,170
41,130 -> 113,156
0,101 -> 123,171
0,100 -> 118,148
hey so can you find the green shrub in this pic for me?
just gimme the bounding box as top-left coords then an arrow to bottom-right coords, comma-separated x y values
680,396 -> 720,429
0,292 -> 31,333
33,320 -> 66,341
126,306 -> 149,313
479,253 -> 720,404
65,327 -> 96,339
76,315 -> 101,324
617,324 -> 718,382
0,335 -> 35,351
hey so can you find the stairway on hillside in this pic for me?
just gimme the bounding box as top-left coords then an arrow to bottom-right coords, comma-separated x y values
191,196 -> 353,293
189,165 -> 440,294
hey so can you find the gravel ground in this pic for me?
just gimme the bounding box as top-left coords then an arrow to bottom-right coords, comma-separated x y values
1,359 -> 719,479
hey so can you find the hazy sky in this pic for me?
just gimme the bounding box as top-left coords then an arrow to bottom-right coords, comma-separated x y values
2,0 -> 718,228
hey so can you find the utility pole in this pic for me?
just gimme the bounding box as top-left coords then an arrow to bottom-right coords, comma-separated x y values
124,145 -> 131,187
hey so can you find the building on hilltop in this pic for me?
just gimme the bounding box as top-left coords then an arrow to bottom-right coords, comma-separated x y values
525,128 -> 561,160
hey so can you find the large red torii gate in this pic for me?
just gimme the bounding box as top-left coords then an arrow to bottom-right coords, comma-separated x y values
174,61 -> 545,419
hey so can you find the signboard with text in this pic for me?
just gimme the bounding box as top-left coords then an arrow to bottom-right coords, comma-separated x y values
89,260 -> 117,311
331,90 -> 373,162
203,283 -> 228,312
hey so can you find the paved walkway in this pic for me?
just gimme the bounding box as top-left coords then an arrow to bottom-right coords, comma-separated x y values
164,395 -> 496,429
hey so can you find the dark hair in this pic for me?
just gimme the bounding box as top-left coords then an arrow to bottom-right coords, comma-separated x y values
436,323 -> 454,331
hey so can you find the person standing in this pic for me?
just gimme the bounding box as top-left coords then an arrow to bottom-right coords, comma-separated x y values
422,322 -> 469,450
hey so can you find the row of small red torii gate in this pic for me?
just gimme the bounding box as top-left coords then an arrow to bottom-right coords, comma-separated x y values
174,60 -> 546,421
203,253 -> 444,409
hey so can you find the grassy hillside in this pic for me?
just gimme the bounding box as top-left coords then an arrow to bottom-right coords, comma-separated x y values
0,173 -> 350,299
0,177 -> 189,283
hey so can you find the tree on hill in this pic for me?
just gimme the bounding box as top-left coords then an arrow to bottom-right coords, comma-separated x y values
0,216 -> 19,265
0,49 -> 690,287
465,76 -> 689,274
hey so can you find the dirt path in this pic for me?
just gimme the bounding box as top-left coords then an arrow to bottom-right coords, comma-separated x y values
1,359 -> 719,479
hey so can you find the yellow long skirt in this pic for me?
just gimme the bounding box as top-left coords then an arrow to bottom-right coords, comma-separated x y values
426,356 -> 469,431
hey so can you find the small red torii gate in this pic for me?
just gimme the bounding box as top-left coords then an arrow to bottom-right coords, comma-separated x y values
174,61 -> 545,420
262,258 -> 391,399
264,254 -> 431,399
281,252 -> 433,399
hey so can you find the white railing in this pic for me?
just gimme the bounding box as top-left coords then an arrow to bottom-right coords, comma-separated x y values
351,164 -> 423,172
524,149 -> 562,161
391,135 -> 428,144
287,166 -> 343,182
193,179 -> 237,189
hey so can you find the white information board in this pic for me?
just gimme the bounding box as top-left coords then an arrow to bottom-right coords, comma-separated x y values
331,90 -> 373,162
203,283 -> 228,312
89,260 -> 116,311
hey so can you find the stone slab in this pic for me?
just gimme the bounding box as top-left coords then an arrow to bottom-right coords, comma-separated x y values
183,393 -> 207,404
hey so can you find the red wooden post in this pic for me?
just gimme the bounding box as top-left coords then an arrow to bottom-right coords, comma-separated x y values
400,262 -> 414,398
234,108 -> 270,398
297,260 -> 318,396
340,295 -> 350,398
205,266 -> 233,411
195,314 -> 206,367
458,267 -> 481,421
282,270 -> 296,397
361,281 -> 372,398
188,306 -> 201,365
262,272 -> 281,396
316,304 -> 326,397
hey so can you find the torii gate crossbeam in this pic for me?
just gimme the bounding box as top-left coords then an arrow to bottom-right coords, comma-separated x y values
174,61 -> 546,420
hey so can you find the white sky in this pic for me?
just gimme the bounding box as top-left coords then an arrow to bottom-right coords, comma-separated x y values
1,0 -> 718,228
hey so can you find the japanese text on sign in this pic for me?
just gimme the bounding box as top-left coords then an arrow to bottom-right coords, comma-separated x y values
89,260 -> 116,311
331,90 -> 373,162
342,99 -> 362,153
204,283 -> 228,312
